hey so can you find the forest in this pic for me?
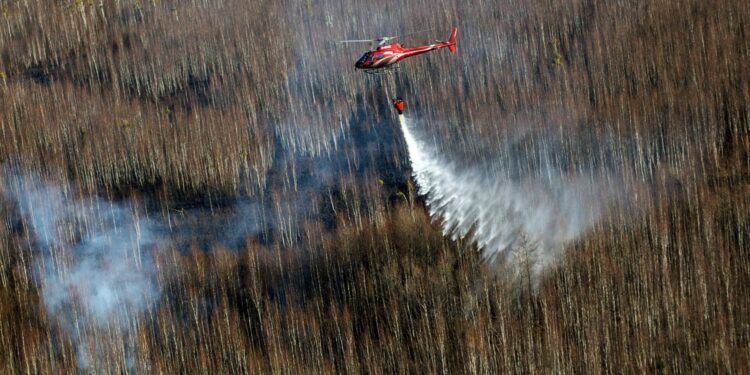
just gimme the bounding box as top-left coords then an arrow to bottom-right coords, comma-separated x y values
0,0 -> 748,373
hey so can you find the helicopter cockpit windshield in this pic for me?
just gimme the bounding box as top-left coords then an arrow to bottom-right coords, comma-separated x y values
355,53 -> 372,68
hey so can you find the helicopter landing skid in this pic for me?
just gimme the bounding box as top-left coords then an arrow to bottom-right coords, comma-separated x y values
363,65 -> 400,75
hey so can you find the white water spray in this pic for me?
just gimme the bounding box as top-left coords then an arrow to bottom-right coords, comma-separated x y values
399,115 -> 605,282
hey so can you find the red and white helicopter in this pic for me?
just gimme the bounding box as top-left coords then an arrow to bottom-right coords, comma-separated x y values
340,27 -> 457,74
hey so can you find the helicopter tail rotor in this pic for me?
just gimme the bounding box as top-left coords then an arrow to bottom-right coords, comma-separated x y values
447,27 -> 457,53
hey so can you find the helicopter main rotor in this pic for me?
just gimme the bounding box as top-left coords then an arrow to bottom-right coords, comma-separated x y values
338,28 -> 434,47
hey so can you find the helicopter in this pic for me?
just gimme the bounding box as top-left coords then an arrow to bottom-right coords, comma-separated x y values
340,27 -> 457,74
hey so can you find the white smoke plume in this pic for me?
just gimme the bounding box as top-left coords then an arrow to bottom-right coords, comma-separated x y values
3,172 -> 161,370
0,148 -> 338,369
399,115 -> 610,285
